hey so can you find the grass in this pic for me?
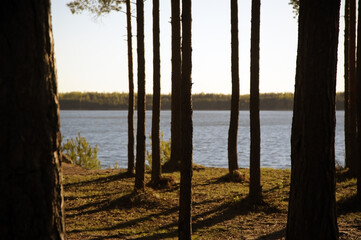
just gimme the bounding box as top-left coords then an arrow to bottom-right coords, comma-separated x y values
63,165 -> 360,239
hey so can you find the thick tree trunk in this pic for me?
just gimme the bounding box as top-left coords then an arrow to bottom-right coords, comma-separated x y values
151,0 -> 161,184
249,0 -> 262,202
135,0 -> 146,191
286,0 -> 340,239
127,0 -> 135,175
0,1 -> 65,239
178,0 -> 193,238
356,0 -> 361,202
169,0 -> 182,171
228,0 -> 240,174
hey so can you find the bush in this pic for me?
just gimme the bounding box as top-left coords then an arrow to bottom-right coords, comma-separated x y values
146,132 -> 171,169
62,132 -> 101,170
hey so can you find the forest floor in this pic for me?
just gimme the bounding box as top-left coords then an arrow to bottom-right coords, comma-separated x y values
62,163 -> 361,240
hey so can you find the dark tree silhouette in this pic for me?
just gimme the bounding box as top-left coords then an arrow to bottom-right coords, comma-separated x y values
0,1 -> 65,238
345,0 -> 358,175
151,0 -> 161,185
356,0 -> 361,202
126,0 -> 135,175
228,0 -> 240,174
286,0 -> 340,238
344,0 -> 351,178
178,0 -> 193,238
249,0 -> 262,202
135,0 -> 146,191
167,0 -> 182,171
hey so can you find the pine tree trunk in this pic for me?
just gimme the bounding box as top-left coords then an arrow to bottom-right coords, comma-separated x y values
0,1 -> 65,239
286,0 -> 340,238
345,0 -> 350,170
348,0 -> 358,176
135,0 -> 146,191
179,0 -> 193,238
151,0 -> 161,184
228,0 -> 240,174
169,0 -> 182,171
127,0 -> 135,175
249,0 -> 262,202
356,0 -> 361,202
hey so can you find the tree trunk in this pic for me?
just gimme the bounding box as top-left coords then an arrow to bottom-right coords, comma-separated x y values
179,0 -> 193,238
249,0 -> 262,202
286,0 -> 340,239
0,1 -> 65,239
345,0 -> 351,170
356,0 -> 361,202
135,0 -> 146,191
127,0 -> 135,175
151,0 -> 161,184
348,0 -> 358,176
228,0 -> 240,174
169,0 -> 182,172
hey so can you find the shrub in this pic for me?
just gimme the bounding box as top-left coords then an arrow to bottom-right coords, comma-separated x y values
146,132 -> 171,169
62,132 -> 101,170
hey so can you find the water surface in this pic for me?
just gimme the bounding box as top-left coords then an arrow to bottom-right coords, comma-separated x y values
60,111 -> 345,169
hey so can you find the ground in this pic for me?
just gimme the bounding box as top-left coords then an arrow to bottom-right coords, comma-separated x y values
62,163 -> 361,239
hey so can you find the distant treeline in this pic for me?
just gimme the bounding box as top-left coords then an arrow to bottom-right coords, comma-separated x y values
59,92 -> 345,110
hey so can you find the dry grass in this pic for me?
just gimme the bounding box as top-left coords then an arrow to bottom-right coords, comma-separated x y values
62,163 -> 360,239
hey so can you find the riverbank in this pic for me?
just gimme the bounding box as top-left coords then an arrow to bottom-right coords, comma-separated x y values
62,163 -> 360,239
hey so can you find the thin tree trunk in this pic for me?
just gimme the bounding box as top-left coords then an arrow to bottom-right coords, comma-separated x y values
345,0 -> 351,170
356,0 -> 361,202
135,0 -> 146,191
286,0 -> 340,238
228,0 -> 240,174
127,0 -> 135,175
151,0 -> 161,184
348,0 -> 358,176
179,0 -> 193,238
0,1 -> 65,238
249,0 -> 262,202
169,0 -> 182,171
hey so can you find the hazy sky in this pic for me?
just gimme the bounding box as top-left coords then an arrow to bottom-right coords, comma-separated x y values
51,0 -> 346,95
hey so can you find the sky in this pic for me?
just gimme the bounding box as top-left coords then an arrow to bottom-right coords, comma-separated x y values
51,0 -> 346,95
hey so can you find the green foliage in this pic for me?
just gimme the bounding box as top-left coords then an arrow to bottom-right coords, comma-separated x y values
289,0 -> 299,17
58,91 -> 346,111
146,132 -> 171,169
62,132 -> 101,170
67,0 -> 123,16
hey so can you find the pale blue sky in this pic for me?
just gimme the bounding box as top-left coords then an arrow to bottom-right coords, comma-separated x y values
51,0 -> 345,94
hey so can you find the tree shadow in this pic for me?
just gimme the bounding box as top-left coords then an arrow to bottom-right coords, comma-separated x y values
89,231 -> 178,240
192,196 -> 281,233
67,189 -> 170,218
254,228 -> 286,240
64,171 -> 134,188
336,168 -> 356,183
337,194 -> 361,215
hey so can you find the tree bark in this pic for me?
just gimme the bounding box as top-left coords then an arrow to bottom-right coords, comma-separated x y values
151,0 -> 161,184
249,0 -> 262,202
179,0 -> 193,238
169,0 -> 182,171
345,0 -> 351,170
228,0 -> 240,174
348,0 -> 358,175
356,0 -> 361,202
0,1 -> 65,239
127,0 -> 135,175
135,0 -> 146,191
286,0 -> 340,239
